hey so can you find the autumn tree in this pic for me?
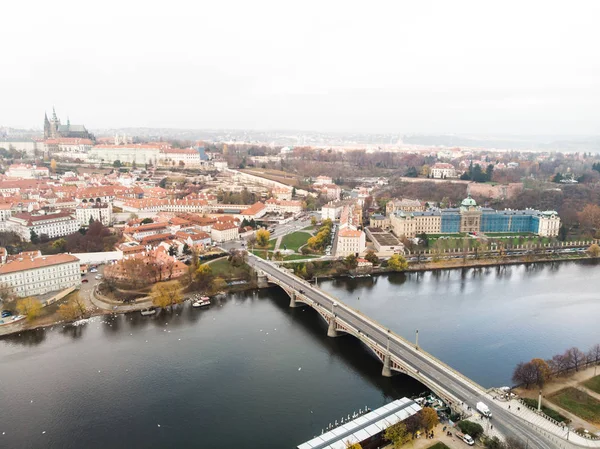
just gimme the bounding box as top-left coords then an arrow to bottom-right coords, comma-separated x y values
530,358 -> 552,388
344,254 -> 358,269
419,407 -> 439,431
311,216 -> 317,226
50,158 -> 57,173
58,293 -> 89,321
578,204 -> 600,234
195,264 -> 214,292
16,297 -> 42,321
256,229 -> 271,248
364,250 -> 379,265
387,254 -> 408,272
587,243 -> 600,258
384,421 -> 410,448
151,281 -> 183,309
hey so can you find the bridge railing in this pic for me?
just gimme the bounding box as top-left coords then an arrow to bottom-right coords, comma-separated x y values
254,254 -> 488,396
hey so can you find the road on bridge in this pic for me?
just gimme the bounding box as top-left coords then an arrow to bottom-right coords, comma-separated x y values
248,253 -> 578,449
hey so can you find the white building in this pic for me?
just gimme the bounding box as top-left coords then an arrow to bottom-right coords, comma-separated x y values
265,199 -> 303,215
0,253 -> 81,297
5,164 -> 50,179
88,145 -> 162,165
537,211 -> 561,237
75,203 -> 113,227
321,201 -> 346,221
430,163 -> 457,179
0,204 -> 13,229
7,212 -> 79,241
157,148 -> 202,167
211,222 -> 239,242
335,228 -> 366,257
45,138 -> 94,153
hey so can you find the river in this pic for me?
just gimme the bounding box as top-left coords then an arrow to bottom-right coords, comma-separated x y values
0,260 -> 598,448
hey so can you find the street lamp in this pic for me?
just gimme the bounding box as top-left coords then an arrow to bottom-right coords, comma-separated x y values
331,302 -> 337,317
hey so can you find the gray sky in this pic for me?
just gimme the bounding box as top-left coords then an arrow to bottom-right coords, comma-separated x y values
2,0 -> 599,135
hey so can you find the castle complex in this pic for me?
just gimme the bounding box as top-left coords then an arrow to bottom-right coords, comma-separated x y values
378,195 -> 560,238
43,108 -> 94,141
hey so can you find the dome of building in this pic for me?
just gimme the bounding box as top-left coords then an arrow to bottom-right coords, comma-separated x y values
461,195 -> 477,207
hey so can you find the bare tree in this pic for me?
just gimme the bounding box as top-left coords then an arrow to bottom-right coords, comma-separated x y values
588,344 -> 600,366
565,347 -> 586,372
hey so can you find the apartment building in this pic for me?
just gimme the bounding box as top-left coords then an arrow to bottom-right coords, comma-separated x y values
75,203 -> 113,226
0,253 -> 81,297
7,212 -> 79,241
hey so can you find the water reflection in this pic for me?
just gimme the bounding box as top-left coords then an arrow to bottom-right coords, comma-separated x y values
0,328 -> 46,347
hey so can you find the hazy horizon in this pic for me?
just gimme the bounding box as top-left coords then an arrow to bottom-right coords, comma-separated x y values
2,0 -> 599,136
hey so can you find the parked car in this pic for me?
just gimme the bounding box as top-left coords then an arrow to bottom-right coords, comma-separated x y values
82,279 -> 89,283
1,310 -> 12,318
90,268 -> 98,273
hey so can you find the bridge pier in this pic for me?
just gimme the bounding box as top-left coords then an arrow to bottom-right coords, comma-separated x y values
327,317 -> 339,337
256,273 -> 269,289
382,353 -> 393,377
289,291 -> 298,308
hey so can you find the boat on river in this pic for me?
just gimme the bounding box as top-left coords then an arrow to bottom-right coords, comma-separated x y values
192,296 -> 211,308
140,308 -> 156,316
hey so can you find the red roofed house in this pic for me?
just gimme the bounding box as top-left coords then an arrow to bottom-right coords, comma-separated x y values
0,253 -> 80,297
240,202 -> 267,221
211,221 -> 239,243
335,228 -> 366,257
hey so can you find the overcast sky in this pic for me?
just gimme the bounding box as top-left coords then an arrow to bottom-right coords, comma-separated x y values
2,0 -> 599,135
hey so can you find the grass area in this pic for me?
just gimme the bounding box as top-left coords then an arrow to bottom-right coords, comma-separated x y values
283,254 -> 319,261
584,374 -> 600,394
302,225 -> 316,231
522,398 -> 570,423
427,443 -> 450,449
207,258 -> 250,280
548,387 -> 600,424
281,231 -> 311,252
486,232 -> 535,237
427,233 -> 466,239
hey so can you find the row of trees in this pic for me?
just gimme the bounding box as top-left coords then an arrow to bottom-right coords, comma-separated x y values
383,407 -> 439,448
513,343 -> 600,388
306,219 -> 333,252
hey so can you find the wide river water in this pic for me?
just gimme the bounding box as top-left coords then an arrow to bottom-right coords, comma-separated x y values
1,261 -> 599,448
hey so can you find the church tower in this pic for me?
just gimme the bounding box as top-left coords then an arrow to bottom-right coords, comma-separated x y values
44,112 -> 51,139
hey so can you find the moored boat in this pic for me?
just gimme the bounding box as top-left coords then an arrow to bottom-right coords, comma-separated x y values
140,308 -> 156,316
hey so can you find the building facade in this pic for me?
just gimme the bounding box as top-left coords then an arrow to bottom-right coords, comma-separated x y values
430,162 -> 457,179
0,253 -> 81,297
7,212 -> 79,241
389,195 -> 560,238
75,203 -> 113,227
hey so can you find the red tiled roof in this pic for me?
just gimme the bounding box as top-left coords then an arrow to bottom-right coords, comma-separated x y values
0,254 -> 79,274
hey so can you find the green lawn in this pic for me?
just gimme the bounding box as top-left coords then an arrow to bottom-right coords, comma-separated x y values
427,443 -> 450,449
522,398 -> 570,423
584,375 -> 600,395
486,232 -> 536,237
548,387 -> 600,424
283,254 -> 319,261
302,225 -> 316,231
281,232 -> 311,252
207,258 -> 250,280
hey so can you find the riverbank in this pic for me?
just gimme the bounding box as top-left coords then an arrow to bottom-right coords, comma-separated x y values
1,252 -> 595,340
279,251 -> 594,282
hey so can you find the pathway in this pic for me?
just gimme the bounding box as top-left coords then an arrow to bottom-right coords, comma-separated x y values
274,235 -> 283,251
